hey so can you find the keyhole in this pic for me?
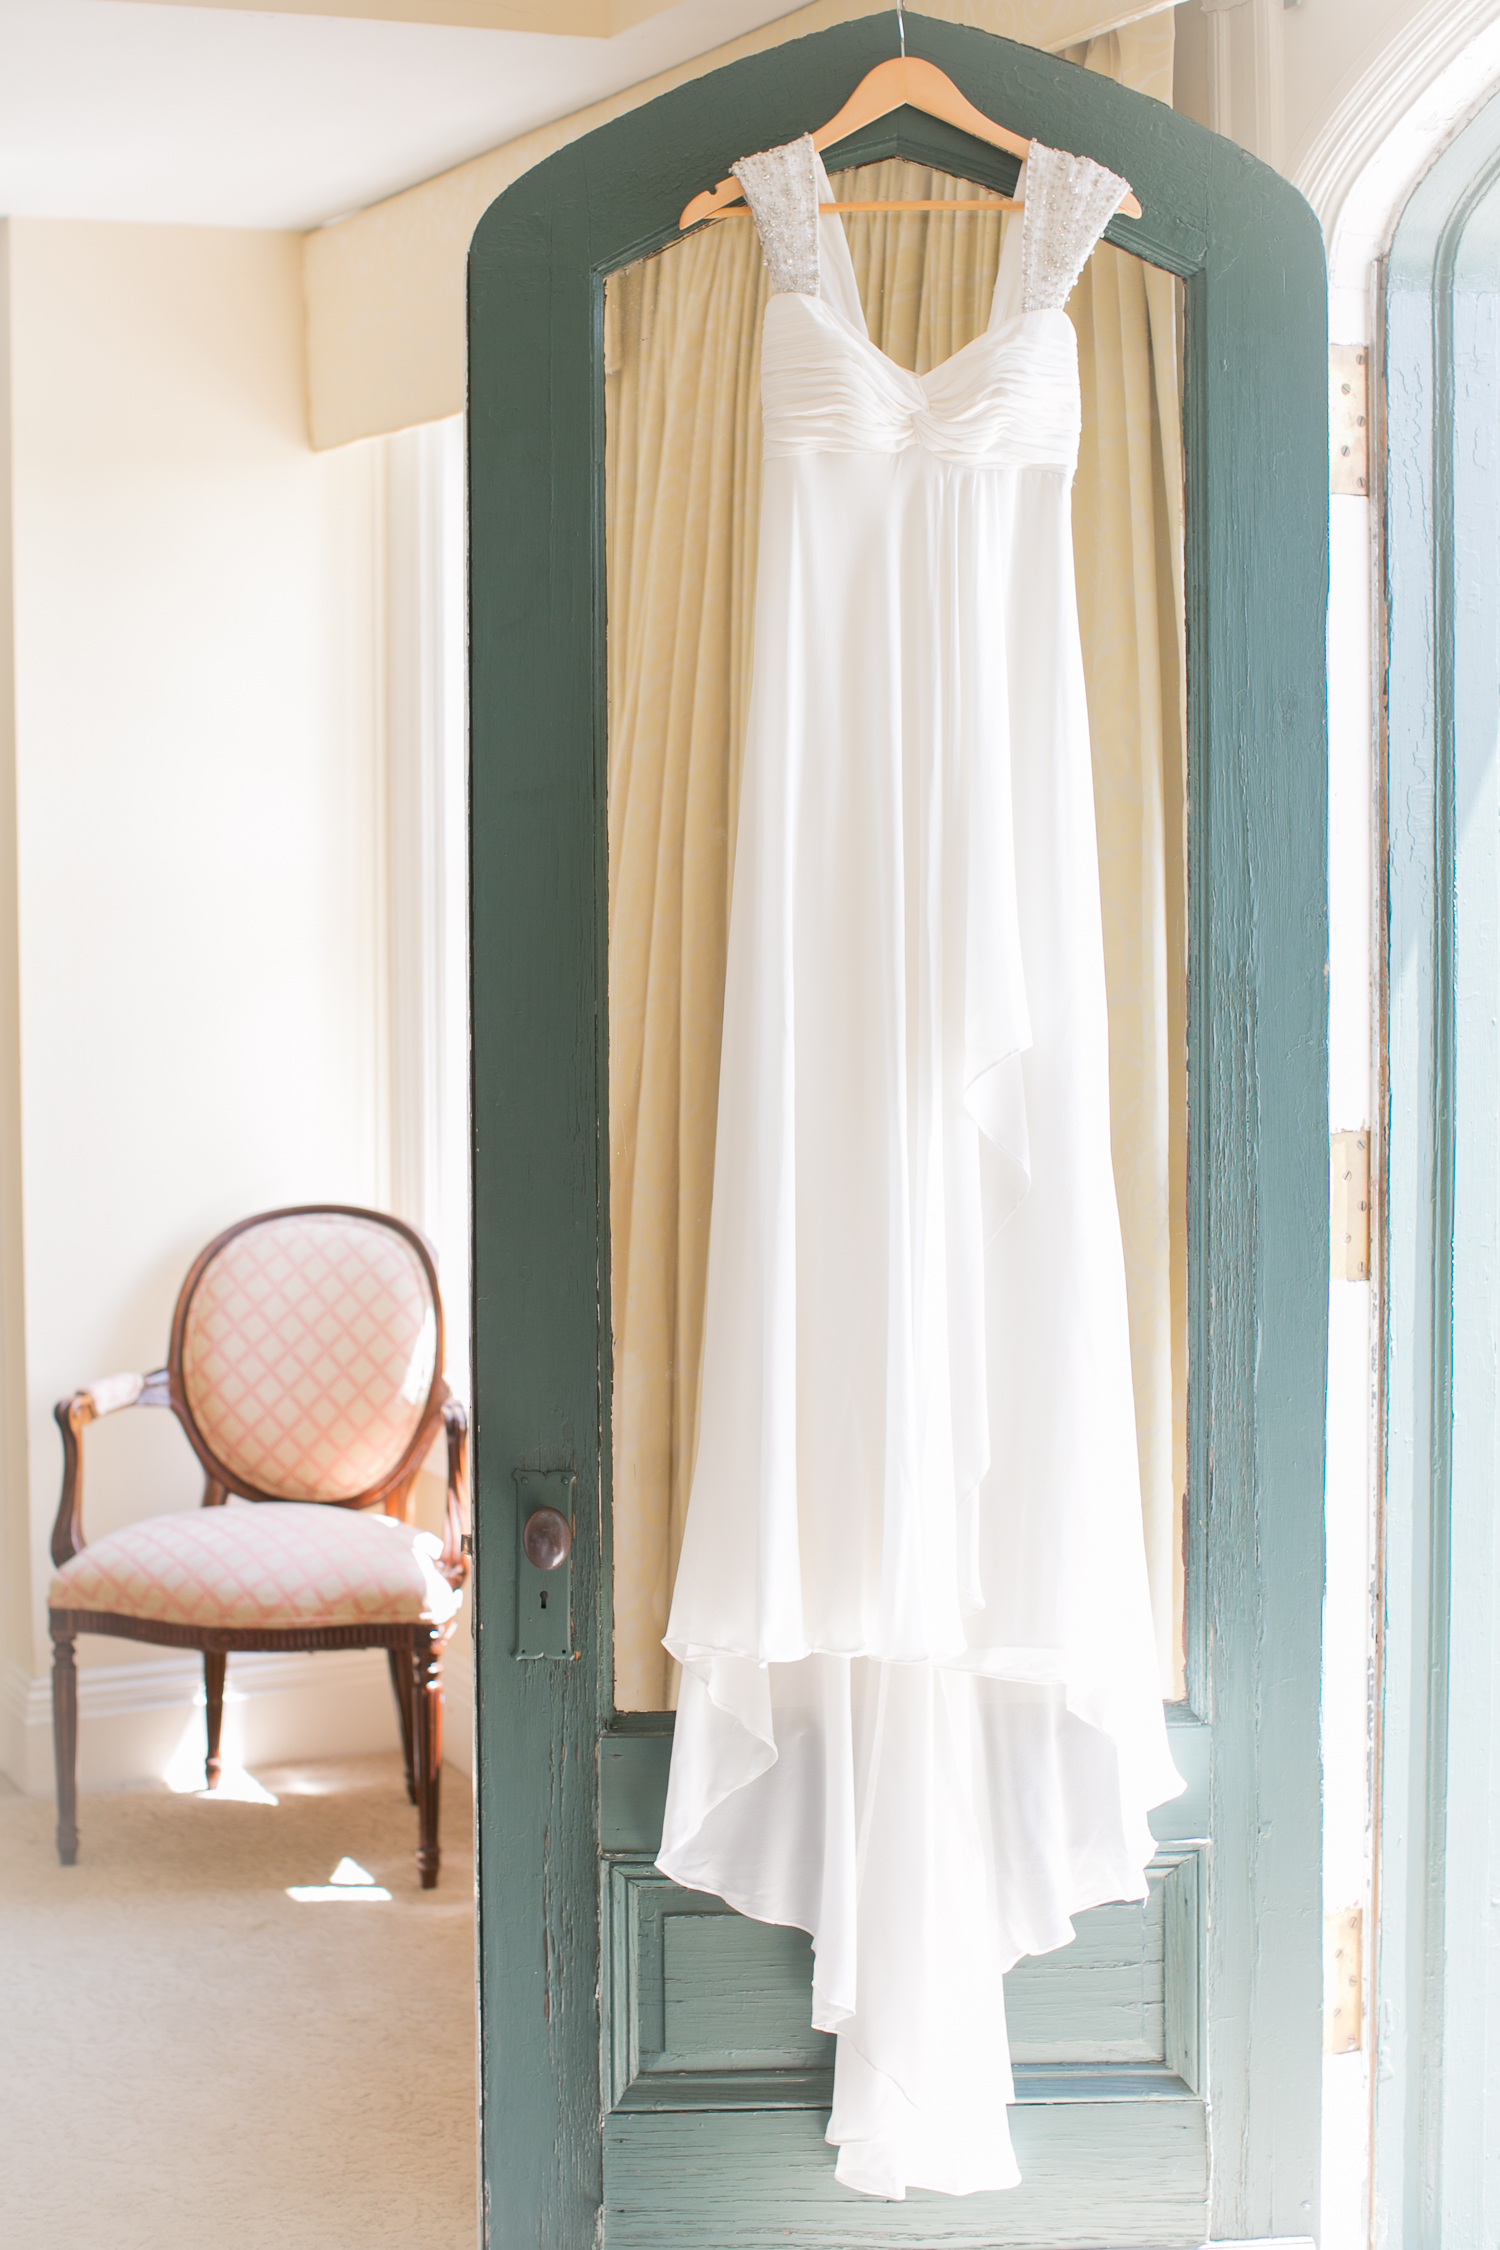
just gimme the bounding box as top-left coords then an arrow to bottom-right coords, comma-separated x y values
540,1591 -> 548,1610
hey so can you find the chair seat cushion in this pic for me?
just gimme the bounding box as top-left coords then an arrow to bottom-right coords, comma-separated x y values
48,1502 -> 463,1632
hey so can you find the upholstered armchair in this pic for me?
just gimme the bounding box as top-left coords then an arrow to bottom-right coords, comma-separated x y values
47,1205 -> 468,1888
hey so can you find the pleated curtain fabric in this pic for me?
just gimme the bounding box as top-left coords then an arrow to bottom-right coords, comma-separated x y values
606,17 -> 1186,1711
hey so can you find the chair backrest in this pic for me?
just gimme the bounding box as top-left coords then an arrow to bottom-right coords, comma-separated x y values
167,1206 -> 444,1506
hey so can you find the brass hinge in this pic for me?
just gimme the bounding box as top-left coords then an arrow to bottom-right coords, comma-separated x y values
1324,1905 -> 1363,2054
1330,345 -> 1369,495
1331,1129 -> 1370,1281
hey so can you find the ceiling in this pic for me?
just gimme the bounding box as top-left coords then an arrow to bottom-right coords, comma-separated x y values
0,0 -> 799,231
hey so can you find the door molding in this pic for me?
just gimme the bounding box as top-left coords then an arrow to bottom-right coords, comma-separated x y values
467,13 -> 1328,2242
1381,83 -> 1500,2250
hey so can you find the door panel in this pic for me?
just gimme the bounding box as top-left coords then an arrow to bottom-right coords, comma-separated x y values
603,2109 -> 1210,2250
468,15 -> 1328,2246
606,1848 -> 1203,2107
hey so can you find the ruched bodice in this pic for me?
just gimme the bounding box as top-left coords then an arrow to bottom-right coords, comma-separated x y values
761,298 -> 1082,466
657,132 -> 1180,2206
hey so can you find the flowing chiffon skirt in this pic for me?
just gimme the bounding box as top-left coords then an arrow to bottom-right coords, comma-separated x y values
657,147 -> 1183,2199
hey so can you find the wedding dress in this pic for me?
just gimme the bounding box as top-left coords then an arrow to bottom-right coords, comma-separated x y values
656,132 -> 1184,2202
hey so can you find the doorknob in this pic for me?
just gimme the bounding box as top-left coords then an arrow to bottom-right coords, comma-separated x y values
522,1506 -> 572,1571
514,1468 -> 575,1659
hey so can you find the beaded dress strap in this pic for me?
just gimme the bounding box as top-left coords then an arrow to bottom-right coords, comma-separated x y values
731,135 -> 822,298
1020,143 -> 1129,313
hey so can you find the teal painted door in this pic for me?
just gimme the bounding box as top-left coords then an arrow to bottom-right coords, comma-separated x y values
467,17 -> 1328,2247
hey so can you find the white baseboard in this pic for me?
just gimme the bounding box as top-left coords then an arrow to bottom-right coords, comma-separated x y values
2,1635 -> 475,1797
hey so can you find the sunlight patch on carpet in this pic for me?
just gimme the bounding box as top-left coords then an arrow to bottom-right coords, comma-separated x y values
287,1854 -> 391,1902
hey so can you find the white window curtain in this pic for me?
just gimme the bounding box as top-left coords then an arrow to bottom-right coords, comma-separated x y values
384,416 -> 470,1405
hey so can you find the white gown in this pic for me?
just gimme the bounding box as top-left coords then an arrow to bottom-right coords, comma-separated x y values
656,133 -> 1184,2202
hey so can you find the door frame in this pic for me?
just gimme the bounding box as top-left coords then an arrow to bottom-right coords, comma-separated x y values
1380,85 -> 1500,2249
466,15 -> 1328,2243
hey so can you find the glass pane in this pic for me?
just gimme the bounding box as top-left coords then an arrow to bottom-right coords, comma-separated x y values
606,161 -> 1188,1711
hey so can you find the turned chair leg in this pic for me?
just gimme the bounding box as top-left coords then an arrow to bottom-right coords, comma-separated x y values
204,1651 -> 227,1790
412,1636 -> 443,1890
51,1630 -> 79,1866
387,1647 -> 417,1806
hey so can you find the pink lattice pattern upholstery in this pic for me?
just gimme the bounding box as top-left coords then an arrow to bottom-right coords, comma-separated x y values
49,1503 -> 463,1631
180,1214 -> 437,1501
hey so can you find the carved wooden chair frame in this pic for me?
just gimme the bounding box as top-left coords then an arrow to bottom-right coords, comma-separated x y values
48,1203 -> 468,1887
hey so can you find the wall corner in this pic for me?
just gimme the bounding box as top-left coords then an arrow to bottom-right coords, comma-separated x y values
0,218 -> 34,1787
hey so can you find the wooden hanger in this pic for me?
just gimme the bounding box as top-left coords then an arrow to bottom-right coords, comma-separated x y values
678,54 -> 1142,230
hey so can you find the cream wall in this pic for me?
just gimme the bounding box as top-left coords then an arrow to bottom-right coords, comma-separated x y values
0,220 -> 402,1792
1170,0 -> 1500,228
0,228 -> 32,1783
1115,0 -> 1500,195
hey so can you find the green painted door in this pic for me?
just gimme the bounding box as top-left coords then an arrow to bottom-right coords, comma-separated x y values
467,16 -> 1328,2246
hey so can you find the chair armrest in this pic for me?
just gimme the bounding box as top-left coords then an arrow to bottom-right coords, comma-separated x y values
50,1368 -> 172,1568
440,1397 -> 469,1577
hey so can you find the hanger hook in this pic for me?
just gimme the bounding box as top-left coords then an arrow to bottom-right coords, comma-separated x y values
896,0 -> 905,60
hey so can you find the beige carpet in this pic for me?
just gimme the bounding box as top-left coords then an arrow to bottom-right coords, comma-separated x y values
0,1753 -> 477,2250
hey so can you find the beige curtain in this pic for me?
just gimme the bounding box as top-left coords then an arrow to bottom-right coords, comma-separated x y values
1065,17 -> 1189,1696
604,223 -> 769,1712
607,19 -> 1187,1710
